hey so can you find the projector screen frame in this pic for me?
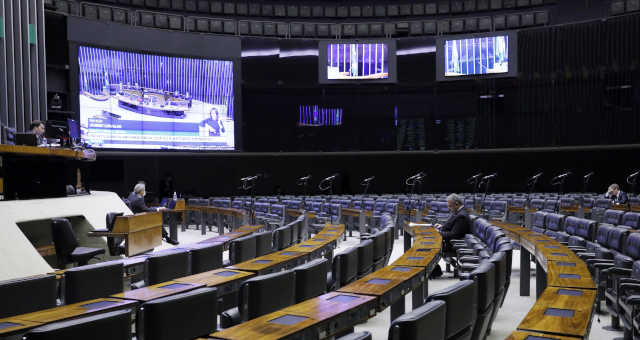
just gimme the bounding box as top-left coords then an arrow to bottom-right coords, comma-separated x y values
318,39 -> 398,84
435,31 -> 518,82
66,17 -> 242,152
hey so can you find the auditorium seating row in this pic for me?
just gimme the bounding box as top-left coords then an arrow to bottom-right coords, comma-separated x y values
0,221 -> 344,339
51,0 -> 550,38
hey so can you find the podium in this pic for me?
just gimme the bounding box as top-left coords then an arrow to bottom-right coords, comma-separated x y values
89,211 -> 162,256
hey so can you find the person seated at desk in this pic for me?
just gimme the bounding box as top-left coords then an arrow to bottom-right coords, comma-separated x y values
127,183 -> 179,245
432,193 -> 471,278
30,120 -> 46,146
605,183 -> 628,205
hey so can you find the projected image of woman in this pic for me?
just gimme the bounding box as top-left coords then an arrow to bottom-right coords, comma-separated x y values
199,107 -> 225,136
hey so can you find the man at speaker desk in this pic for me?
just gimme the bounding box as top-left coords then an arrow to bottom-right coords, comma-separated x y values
127,183 -> 178,245
30,120 -> 46,146
605,183 -> 628,205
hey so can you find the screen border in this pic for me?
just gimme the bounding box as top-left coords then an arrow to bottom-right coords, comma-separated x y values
435,31 -> 518,82
318,39 -> 398,84
66,17 -> 242,152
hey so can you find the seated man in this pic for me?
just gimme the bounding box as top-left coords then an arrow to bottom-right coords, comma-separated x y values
605,183 -> 628,205
432,193 -> 471,277
30,120 -> 46,146
127,183 -> 178,245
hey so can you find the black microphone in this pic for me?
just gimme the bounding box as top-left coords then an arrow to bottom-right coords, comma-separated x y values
584,171 -> 595,179
531,172 -> 543,179
362,176 -> 375,183
483,173 -> 498,180
552,171 -> 572,180
325,173 -> 339,181
298,175 -> 312,181
466,173 -> 483,184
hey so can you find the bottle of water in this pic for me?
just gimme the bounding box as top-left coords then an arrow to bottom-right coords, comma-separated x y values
173,192 -> 178,201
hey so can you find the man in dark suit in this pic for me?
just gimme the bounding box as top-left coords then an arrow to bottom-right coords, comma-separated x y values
432,193 -> 471,278
30,120 -> 46,146
128,183 -> 178,245
605,183 -> 629,205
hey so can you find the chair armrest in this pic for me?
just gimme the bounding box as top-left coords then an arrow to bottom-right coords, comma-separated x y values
577,252 -> 596,261
459,256 -> 481,264
620,283 -> 640,297
624,294 -> 640,306
568,246 -> 586,253
620,278 -> 640,286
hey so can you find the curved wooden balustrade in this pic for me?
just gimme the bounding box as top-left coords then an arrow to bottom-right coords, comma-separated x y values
493,221 -> 596,340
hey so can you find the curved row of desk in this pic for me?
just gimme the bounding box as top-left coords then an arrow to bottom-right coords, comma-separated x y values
206,224 -> 443,340
0,223 -> 341,339
493,221 -> 597,340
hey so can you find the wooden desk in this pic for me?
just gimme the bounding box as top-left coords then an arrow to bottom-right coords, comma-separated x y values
89,211 -> 162,256
209,292 -> 376,340
112,281 -> 203,302
392,245 -> 440,269
337,265 -> 425,317
198,230 -> 254,250
9,298 -> 137,324
227,250 -> 309,275
0,318 -> 41,336
547,262 -> 595,290
517,287 -> 595,338
506,330 -> 579,340
0,145 -> 93,200
175,268 -> 255,297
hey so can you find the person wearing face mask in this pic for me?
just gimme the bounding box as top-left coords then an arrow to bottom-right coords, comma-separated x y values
127,183 -> 177,245
431,193 -> 471,278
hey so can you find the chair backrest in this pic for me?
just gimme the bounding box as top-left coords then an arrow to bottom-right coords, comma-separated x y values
488,252 -> 507,295
336,247 -> 359,286
595,224 -> 614,245
531,211 -> 547,228
289,220 -> 300,245
254,231 -> 274,256
293,258 -> 328,302
388,300 -> 446,340
564,216 -> 581,235
468,262 -> 496,311
575,219 -> 597,241
604,209 -> 625,225
530,199 -> 545,210
240,270 -> 296,321
51,218 -> 79,259
545,213 -> 565,232
595,198 -> 612,209
372,231 -> 387,261
145,249 -> 191,285
427,280 -> 477,340
624,233 -> 640,260
184,242 -> 223,274
543,199 -> 558,211
490,201 -> 507,212
138,287 -> 217,340
623,212 -> 640,229
356,239 -> 374,276
64,261 -> 124,304
230,234 -> 257,264
25,309 -> 132,340
0,274 -> 57,318
364,200 -> 375,211
607,226 -> 628,252
273,225 -> 292,250
106,212 -> 124,231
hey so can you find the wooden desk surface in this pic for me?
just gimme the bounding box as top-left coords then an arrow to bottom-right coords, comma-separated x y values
227,251 -> 308,272
0,144 -> 86,159
392,243 -> 440,268
0,318 -> 41,335
287,242 -> 325,253
210,292 -> 376,340
547,262 -> 596,290
236,225 -> 263,232
337,265 -> 424,296
198,231 -> 253,244
175,268 -> 255,287
341,208 -> 361,217
413,236 -> 442,249
11,298 -> 137,324
112,281 -> 203,302
506,330 -> 579,340
517,287 -> 595,338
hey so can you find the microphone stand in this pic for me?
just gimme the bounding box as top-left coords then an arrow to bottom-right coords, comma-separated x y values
583,172 -> 594,193
627,170 -> 640,196
550,172 -> 571,195
318,176 -> 337,195
361,177 -> 374,195
297,176 -> 311,195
